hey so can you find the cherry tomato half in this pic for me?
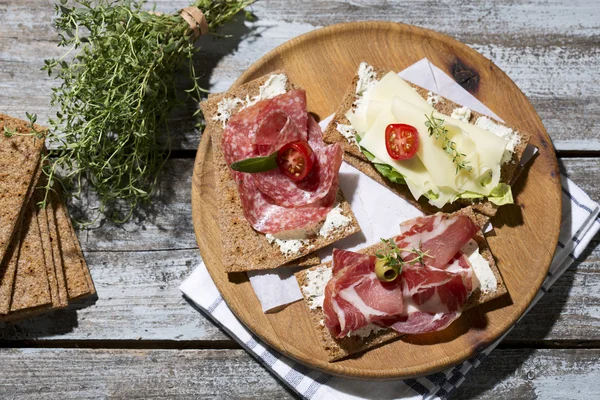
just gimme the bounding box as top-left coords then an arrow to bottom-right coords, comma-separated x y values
276,140 -> 315,181
385,123 -> 419,160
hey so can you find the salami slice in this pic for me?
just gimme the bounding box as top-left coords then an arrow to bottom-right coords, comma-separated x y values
251,116 -> 343,207
238,172 -> 337,234
222,89 -> 341,235
221,98 -> 269,165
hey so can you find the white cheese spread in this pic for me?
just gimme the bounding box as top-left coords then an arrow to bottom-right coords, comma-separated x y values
336,123 -> 359,147
245,73 -> 288,108
461,239 -> 497,293
346,323 -> 386,338
213,97 -> 244,127
450,106 -> 472,123
475,116 -> 521,164
301,266 -> 333,309
258,74 -> 288,100
319,204 -> 352,239
265,234 -> 313,257
355,62 -> 378,96
426,91 -> 443,106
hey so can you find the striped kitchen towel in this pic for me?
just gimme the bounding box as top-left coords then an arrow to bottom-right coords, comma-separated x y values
180,174 -> 599,400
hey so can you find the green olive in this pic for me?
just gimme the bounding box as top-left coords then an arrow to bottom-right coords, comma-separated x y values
374,258 -> 398,282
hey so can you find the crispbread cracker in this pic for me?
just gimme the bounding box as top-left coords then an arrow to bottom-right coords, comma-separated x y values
51,190 -> 95,299
0,114 -> 45,264
46,197 -> 69,306
10,202 -> 52,312
323,65 -> 531,217
295,208 -> 506,361
200,72 -> 361,272
36,186 -> 68,309
0,225 -> 21,314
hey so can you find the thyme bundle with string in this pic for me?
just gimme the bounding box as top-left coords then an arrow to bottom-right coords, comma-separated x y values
41,0 -> 253,222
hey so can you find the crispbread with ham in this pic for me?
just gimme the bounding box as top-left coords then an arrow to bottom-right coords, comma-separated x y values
295,207 -> 506,361
323,63 -> 531,217
200,72 -> 361,273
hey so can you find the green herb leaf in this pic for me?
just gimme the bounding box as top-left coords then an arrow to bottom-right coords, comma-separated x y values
230,152 -> 278,173
374,238 -> 433,282
424,112 -> 472,175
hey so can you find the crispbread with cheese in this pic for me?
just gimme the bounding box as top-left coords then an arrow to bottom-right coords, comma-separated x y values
295,207 -> 506,362
200,72 -> 361,273
323,64 -> 531,218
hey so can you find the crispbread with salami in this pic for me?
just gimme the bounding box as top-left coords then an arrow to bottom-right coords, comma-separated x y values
200,72 -> 361,272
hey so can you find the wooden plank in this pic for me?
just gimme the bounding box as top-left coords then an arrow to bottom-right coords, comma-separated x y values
454,349 -> 600,400
0,249 -> 229,341
0,1 -> 598,151
0,348 -> 598,399
0,348 -> 294,399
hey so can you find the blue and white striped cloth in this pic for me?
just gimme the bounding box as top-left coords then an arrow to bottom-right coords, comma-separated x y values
180,174 -> 599,400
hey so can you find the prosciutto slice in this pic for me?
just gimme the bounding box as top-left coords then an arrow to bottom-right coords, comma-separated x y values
221,89 -> 343,234
322,213 -> 478,338
323,249 -> 404,338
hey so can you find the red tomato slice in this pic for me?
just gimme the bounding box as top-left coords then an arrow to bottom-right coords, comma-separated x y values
277,140 -> 315,181
385,123 -> 419,160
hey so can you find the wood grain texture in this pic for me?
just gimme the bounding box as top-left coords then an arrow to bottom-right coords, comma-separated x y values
0,348 -> 598,400
192,22 -> 561,379
0,1 -> 598,151
0,348 -> 295,400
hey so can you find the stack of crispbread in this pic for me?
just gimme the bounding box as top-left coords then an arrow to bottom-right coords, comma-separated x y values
0,114 -> 95,322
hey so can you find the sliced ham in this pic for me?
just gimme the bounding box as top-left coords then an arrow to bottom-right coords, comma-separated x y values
221,89 -> 342,235
395,213 -> 479,269
323,249 -> 404,338
322,213 -> 477,338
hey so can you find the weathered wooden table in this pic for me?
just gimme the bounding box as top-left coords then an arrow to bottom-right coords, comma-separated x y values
1,1 -> 599,398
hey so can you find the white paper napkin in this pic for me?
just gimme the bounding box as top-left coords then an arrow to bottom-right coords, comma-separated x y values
248,58 -> 532,312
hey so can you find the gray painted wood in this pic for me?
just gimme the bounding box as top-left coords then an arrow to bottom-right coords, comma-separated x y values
0,348 -> 597,399
0,0 -> 598,151
0,348 -> 295,399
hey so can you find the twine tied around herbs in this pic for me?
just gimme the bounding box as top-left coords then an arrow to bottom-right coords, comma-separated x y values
149,7 -> 209,39
180,7 -> 209,38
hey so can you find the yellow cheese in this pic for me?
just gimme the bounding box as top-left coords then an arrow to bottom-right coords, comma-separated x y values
390,97 -> 507,196
359,107 -> 441,198
346,72 -> 434,136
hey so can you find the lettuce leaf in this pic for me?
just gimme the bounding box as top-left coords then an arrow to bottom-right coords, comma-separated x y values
360,147 -> 406,185
487,183 -> 514,205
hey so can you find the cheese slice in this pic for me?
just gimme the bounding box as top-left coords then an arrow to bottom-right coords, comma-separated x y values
360,107 -> 441,198
390,97 -> 507,196
346,72 -> 434,136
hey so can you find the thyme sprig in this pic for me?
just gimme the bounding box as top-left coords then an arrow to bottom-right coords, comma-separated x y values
40,0 -> 253,222
424,112 -> 472,174
3,113 -> 45,140
375,238 -> 432,275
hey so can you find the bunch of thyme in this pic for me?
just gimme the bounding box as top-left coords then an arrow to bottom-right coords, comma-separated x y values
41,0 -> 253,222
424,112 -> 472,174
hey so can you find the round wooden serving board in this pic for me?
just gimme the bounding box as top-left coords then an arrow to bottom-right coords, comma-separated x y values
191,22 -> 562,379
